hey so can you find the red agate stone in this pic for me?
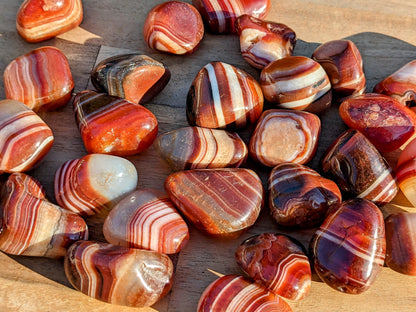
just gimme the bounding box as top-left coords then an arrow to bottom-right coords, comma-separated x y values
143,1 -> 204,55
91,54 -> 170,104
16,0 -> 83,42
235,233 -> 311,301
103,189 -> 189,254
373,60 -> 416,106
249,109 -> 320,167
197,275 -> 292,312
0,99 -> 54,174
155,126 -> 248,171
65,241 -> 173,308
312,40 -> 366,99
339,93 -> 416,153
187,61 -> 264,130
3,46 -> 74,112
396,138 -> 416,207
192,0 -> 271,34
0,173 -> 88,258
269,163 -> 341,228
322,130 -> 397,205
165,168 -> 263,239
236,14 -> 296,69
310,198 -> 386,294
385,212 -> 416,275
260,56 -> 332,113
72,90 -> 158,156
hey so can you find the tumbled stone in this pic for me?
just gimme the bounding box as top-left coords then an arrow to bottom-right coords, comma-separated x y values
310,198 -> 386,294
192,0 -> 271,34
236,14 -> 296,69
72,90 -> 158,156
269,163 -> 341,228
187,61 -> 264,130
322,129 -> 398,205
249,109 -> 320,167
155,126 -> 248,171
4,46 -> 74,111
103,189 -> 189,254
339,93 -> 416,153
0,173 -> 88,258
312,39 -> 366,99
65,241 -> 173,308
235,233 -> 311,300
385,212 -> 416,275
91,54 -> 170,104
143,1 -> 204,55
260,56 -> 332,113
0,99 -> 54,174
16,0 -> 83,42
396,138 -> 416,207
54,154 -> 138,216
165,168 -> 263,239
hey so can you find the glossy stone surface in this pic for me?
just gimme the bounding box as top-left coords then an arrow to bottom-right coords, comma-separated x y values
91,54 -> 170,104
385,212 -> 416,275
373,60 -> 416,106
192,0 -> 271,34
339,93 -> 416,153
322,129 -> 398,205
0,173 -> 88,258
235,233 -> 311,300
3,46 -> 74,112
65,241 -> 173,308
165,168 -> 263,238
260,56 -> 332,113
0,99 -> 54,174
396,138 -> 416,207
312,40 -> 366,99
249,109 -> 321,167
54,154 -> 138,216
143,1 -> 204,55
155,126 -> 248,171
72,90 -> 158,156
236,14 -> 296,69
197,275 -> 292,312
16,0 -> 83,42
187,61 -> 264,129
103,189 -> 189,254
310,198 -> 386,294
269,163 -> 341,228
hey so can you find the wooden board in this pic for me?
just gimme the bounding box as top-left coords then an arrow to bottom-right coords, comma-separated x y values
1,1 -> 416,311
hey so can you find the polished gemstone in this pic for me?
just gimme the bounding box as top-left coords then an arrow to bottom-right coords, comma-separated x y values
322,129 -> 398,205
187,61 -> 264,129
0,99 -> 54,174
339,93 -> 416,153
155,126 -> 248,171
103,189 -> 189,254
197,275 -> 292,312
65,241 -> 173,308
236,14 -> 296,69
268,163 -> 341,228
54,154 -> 138,216
192,0 -> 271,34
235,233 -> 311,300
260,56 -> 332,113
249,109 -> 320,167
72,90 -> 158,156
16,0 -> 83,42
165,168 -> 263,238
0,173 -> 88,258
143,1 -> 204,55
396,138 -> 416,207
312,40 -> 366,99
91,54 -> 170,104
310,198 -> 386,294
385,212 -> 416,275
